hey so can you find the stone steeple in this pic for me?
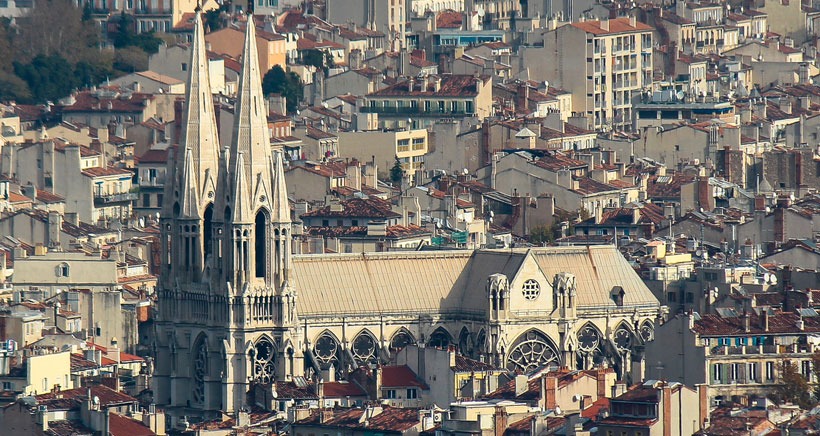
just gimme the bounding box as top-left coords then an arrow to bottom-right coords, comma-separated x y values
180,8 -> 220,204
230,20 -> 272,187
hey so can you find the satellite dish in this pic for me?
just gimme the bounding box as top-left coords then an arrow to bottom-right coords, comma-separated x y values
477,6 -> 485,17
790,193 -> 796,201
695,249 -> 703,257
93,396 -> 100,405
554,405 -> 562,415
462,168 -> 469,175
770,276 -> 778,285
676,91 -> 685,100
763,273 -> 771,283
572,394 -> 583,402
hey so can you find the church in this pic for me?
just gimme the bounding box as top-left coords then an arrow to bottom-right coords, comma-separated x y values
152,11 -> 664,423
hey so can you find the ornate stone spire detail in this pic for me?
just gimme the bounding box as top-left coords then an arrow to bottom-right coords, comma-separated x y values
181,8 -> 220,201
179,147 -> 200,219
230,19 -> 272,185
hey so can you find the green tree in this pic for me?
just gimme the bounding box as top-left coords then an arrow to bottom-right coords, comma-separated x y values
390,156 -> 404,186
302,49 -> 328,71
0,71 -> 32,102
14,54 -> 78,103
262,65 -> 303,113
17,0 -> 99,63
113,46 -> 149,73
771,360 -> 814,409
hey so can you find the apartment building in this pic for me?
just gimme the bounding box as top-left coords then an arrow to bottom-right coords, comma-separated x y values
337,128 -> 428,179
361,74 -> 493,129
522,17 -> 653,132
325,0 -> 406,50
647,310 -> 820,406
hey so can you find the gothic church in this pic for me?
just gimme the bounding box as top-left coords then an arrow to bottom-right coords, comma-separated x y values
153,11 -> 663,423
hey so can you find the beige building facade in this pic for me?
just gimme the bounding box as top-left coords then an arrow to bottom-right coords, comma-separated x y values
522,17 -> 653,132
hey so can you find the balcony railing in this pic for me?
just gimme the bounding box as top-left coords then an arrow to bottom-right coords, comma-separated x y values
710,344 -> 809,356
360,106 -> 474,116
94,192 -> 138,206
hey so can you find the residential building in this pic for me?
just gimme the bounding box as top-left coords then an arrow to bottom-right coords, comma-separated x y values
646,310 -> 820,405
337,128 -> 428,179
205,24 -> 286,78
521,17 -> 654,131
134,148 -> 169,218
596,380 -> 708,436
361,74 -> 493,129
325,0 -> 406,50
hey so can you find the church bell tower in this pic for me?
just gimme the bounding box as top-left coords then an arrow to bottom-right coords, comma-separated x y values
153,10 -> 300,422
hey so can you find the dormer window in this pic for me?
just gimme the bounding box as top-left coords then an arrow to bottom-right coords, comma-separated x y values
611,286 -> 625,306
522,279 -> 540,300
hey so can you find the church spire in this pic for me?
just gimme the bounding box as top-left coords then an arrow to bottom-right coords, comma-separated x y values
270,150 -> 290,225
230,19 -> 272,183
178,147 -> 200,219
181,8 -> 220,201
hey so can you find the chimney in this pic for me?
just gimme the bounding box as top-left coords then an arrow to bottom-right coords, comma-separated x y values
543,374 -> 558,410
48,211 -> 62,248
407,76 -> 415,92
596,368 -> 608,399
629,15 -> 637,27
517,82 -> 530,113
742,310 -> 751,332
514,374 -> 528,397
632,207 -> 641,225
761,310 -> 769,332
421,74 -> 429,92
493,406 -> 508,436
779,98 -> 792,115
600,18 -> 609,31
697,384 -> 709,430
662,383 -> 672,436
320,408 -> 334,423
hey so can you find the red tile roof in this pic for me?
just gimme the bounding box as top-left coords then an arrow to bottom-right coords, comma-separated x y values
570,17 -> 653,35
109,412 -> 156,436
81,166 -> 134,178
381,365 -> 429,389
323,381 -> 367,398
136,149 -> 168,164
301,198 -> 401,220
368,75 -> 489,98
36,384 -> 137,408
437,10 -> 463,29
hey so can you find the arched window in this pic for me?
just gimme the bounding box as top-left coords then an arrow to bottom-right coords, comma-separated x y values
427,327 -> 452,349
506,329 -> 560,373
255,211 -> 268,278
389,329 -> 416,353
56,263 -> 70,277
351,330 -> 379,366
250,336 -> 276,383
192,335 -> 208,404
458,327 -> 472,356
203,204 -> 214,258
313,331 -> 340,369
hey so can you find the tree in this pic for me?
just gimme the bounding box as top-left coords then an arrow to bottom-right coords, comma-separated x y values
812,350 -> 820,400
771,360 -> 814,409
302,49 -> 326,71
262,65 -> 303,113
0,71 -> 32,102
16,0 -> 98,63
390,156 -> 404,186
114,46 -> 149,73
14,54 -> 78,103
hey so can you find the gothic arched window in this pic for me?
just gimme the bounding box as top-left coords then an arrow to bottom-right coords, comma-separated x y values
427,327 -> 452,349
640,321 -> 654,342
250,337 -> 276,383
254,210 -> 268,278
192,335 -> 208,404
203,204 -> 214,258
313,331 -> 340,369
351,331 -> 379,366
506,329 -> 560,373
458,327 -> 473,356
613,324 -> 633,352
389,330 -> 415,353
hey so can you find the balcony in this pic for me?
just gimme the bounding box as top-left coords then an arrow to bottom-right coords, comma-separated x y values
94,192 -> 139,206
710,344 -> 808,356
360,106 -> 474,116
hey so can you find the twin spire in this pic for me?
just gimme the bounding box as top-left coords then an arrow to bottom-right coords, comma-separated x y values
180,10 -> 289,225
180,9 -> 220,203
